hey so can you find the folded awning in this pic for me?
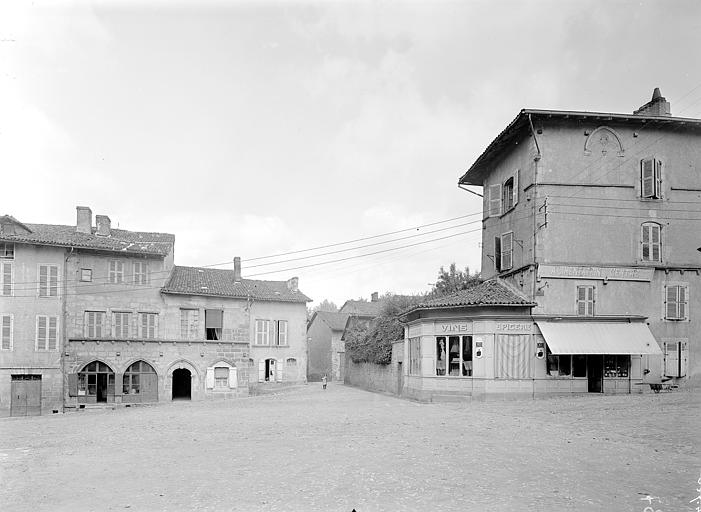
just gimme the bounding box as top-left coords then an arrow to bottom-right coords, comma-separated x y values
535,321 -> 662,355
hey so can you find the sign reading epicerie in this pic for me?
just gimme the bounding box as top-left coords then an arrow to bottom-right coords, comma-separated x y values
538,264 -> 654,282
496,322 -> 532,332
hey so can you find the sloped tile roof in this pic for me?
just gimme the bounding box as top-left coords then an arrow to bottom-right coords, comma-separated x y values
162,266 -> 311,303
339,299 -> 383,317
313,311 -> 350,331
402,279 -> 535,315
0,221 -> 174,257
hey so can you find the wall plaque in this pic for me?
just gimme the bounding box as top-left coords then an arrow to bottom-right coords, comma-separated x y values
538,264 -> 654,282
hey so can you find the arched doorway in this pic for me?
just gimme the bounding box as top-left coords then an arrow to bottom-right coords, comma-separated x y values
123,361 -> 158,403
172,368 -> 191,400
78,361 -> 115,403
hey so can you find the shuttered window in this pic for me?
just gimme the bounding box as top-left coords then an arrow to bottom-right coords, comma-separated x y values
38,265 -> 59,297
112,312 -> 131,338
494,236 -> 501,272
640,158 -> 662,199
255,319 -> 270,345
109,260 -> 125,284
139,313 -> 158,339
180,309 -> 199,339
85,311 -> 105,338
133,261 -> 148,285
664,285 -> 688,320
664,340 -> 688,377
36,315 -> 58,350
275,320 -> 288,346
0,262 -> 12,296
500,232 -> 513,271
641,223 -> 661,262
1,314 -> 12,350
576,285 -> 595,316
488,184 -> 502,217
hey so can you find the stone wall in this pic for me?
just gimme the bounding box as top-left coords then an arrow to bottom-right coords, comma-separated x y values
344,360 -> 400,395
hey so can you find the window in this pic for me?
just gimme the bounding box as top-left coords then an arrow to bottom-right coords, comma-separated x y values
664,340 -> 688,378
665,284 -> 688,320
641,223 -> 661,262
502,177 -> 514,212
286,358 -> 297,366
108,260 -> 125,284
572,355 -> 587,377
546,347 -> 572,377
487,171 -> 519,218
500,232 -> 513,271
488,184 -> 502,217
435,335 -> 472,377
133,261 -> 148,285
640,158 -> 662,199
1,261 -> 12,296
112,312 -> 131,338
255,319 -> 270,345
604,355 -> 630,378
36,315 -> 58,350
80,269 -> 92,282
1,314 -> 12,350
409,337 -> 421,375
180,309 -> 199,339
84,311 -> 105,338
77,361 -> 115,399
275,320 -> 288,346
494,236 -> 501,272
122,361 -> 156,395
214,367 -> 229,388
139,313 -> 158,339
205,309 -> 223,340
0,242 -> 14,258
38,264 -> 59,297
576,285 -> 595,316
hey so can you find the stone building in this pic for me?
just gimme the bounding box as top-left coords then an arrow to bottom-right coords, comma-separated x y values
402,89 -> 701,401
1,206 -> 310,415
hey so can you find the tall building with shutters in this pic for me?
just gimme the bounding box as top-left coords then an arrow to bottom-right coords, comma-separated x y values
0,206 -> 310,416
400,89 -> 700,401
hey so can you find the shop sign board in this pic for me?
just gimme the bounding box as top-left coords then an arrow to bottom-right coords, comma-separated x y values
538,264 -> 654,282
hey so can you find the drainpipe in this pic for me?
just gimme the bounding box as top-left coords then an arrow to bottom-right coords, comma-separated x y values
528,113 -> 542,302
61,247 -> 74,412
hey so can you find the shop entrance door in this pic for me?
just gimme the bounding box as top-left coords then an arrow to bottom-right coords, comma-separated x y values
587,355 -> 603,393
172,368 -> 192,400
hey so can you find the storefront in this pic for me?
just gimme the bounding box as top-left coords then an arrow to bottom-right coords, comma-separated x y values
400,280 -> 663,402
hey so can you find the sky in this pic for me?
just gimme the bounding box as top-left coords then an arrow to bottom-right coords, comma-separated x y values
1,0 -> 701,307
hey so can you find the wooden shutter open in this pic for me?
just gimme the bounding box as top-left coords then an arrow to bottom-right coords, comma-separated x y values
641,159 -> 655,198
501,233 -> 513,270
494,236 -> 501,272
488,184 -> 502,217
205,367 -> 214,389
228,367 -> 238,389
512,170 -> 519,206
664,341 -> 678,377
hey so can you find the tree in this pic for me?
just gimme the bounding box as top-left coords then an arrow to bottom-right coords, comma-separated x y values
431,263 -> 481,297
307,299 -> 339,321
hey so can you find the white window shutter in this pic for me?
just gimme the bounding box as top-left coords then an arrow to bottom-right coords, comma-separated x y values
679,341 -> 688,377
655,160 -> 663,197
258,359 -> 265,382
205,367 -> 215,389
512,170 -> 519,205
664,342 -> 678,377
488,184 -> 502,217
641,159 -> 654,197
276,359 -> 284,382
228,367 -> 238,388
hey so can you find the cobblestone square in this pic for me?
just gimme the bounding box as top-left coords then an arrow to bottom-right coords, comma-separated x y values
1,384 -> 699,512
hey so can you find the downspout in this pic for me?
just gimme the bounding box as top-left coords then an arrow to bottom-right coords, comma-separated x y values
528,113 -> 542,301
61,246 -> 74,412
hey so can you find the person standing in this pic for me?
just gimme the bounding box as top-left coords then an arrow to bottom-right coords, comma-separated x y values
322,374 -> 327,390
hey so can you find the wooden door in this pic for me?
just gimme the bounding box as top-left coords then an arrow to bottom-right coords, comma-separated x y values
11,375 -> 41,416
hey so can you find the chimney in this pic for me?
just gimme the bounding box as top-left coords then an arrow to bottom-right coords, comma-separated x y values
95,215 -> 111,236
633,87 -> 671,117
371,291 -> 379,302
286,276 -> 299,292
233,256 -> 242,282
76,206 -> 92,234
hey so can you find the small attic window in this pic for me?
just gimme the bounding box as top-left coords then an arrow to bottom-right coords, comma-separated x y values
0,243 -> 14,259
201,286 -> 208,290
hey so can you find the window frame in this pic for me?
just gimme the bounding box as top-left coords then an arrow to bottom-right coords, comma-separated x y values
1,313 -> 13,350
275,320 -> 288,346
640,157 -> 663,199
664,284 -> 688,321
435,335 -> 472,377
180,308 -> 200,340
84,311 -> 106,338
36,315 -> 58,351
640,222 -> 662,262
38,264 -> 59,297
1,261 -> 13,296
108,260 -> 125,284
0,242 -> 15,259
500,232 -> 513,271
255,319 -> 270,345
80,268 -> 93,282
576,285 -> 595,316
138,312 -> 159,339
112,311 -> 132,339
133,261 -> 148,285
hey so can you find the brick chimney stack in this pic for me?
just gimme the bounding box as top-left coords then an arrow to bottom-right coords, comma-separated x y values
233,256 -> 242,282
286,276 -> 299,292
95,215 -> 111,236
76,206 -> 92,234
633,87 -> 671,116
371,291 -> 379,302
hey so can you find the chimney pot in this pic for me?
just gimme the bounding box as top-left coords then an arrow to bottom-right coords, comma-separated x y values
76,206 -> 92,234
95,215 -> 111,236
633,87 -> 671,117
233,256 -> 242,282
286,276 -> 299,292
371,292 -> 379,302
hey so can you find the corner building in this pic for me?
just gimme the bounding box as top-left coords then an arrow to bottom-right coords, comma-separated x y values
402,89 -> 700,401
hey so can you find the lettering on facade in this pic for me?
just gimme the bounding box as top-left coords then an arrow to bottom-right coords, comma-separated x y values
437,323 -> 471,333
538,264 -> 654,282
496,322 -> 532,332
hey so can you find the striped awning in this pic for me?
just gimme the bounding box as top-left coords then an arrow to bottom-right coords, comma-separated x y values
535,321 -> 662,355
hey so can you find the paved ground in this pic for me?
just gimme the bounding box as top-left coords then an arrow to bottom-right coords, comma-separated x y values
0,384 -> 699,512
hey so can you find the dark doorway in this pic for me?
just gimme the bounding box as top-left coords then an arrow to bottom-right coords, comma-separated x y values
397,362 -> 403,396
172,368 -> 192,400
96,374 -> 108,402
587,355 -> 603,393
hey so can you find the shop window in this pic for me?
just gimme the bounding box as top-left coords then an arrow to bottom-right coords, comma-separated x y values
640,158 -> 662,199
641,223 -> 661,262
122,361 -> 156,395
664,284 -> 688,320
436,335 -> 472,377
409,337 -> 421,375
604,355 -> 630,378
576,285 -> 595,316
572,355 -> 587,377
77,361 -> 115,402
546,349 -> 571,377
205,309 -> 223,340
